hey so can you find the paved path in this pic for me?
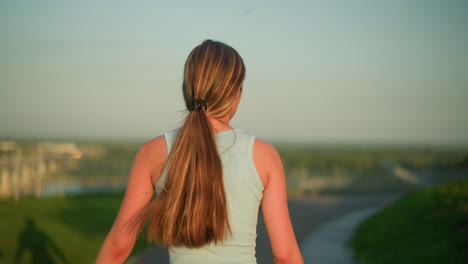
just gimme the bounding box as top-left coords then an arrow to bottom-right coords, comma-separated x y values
301,207 -> 380,264
129,193 -> 403,264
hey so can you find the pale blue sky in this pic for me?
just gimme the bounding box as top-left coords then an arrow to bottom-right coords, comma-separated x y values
1,0 -> 467,145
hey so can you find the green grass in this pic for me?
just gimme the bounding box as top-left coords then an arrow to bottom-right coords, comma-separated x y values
349,179 -> 468,264
0,192 -> 148,264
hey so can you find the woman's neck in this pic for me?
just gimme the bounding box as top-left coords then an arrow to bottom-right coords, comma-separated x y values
209,117 -> 233,133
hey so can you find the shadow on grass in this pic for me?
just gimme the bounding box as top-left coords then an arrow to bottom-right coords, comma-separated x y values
49,192 -> 148,257
14,217 -> 70,264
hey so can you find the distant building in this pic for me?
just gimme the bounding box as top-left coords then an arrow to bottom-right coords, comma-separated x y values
0,141 -> 18,152
38,142 -> 79,155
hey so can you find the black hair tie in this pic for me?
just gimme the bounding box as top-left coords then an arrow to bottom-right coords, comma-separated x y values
188,98 -> 206,112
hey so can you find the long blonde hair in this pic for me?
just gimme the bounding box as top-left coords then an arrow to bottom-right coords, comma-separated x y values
133,40 -> 245,247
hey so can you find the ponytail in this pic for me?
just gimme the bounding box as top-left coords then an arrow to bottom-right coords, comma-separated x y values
154,109 -> 230,247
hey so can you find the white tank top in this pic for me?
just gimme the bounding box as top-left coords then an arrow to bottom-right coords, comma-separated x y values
158,128 -> 264,264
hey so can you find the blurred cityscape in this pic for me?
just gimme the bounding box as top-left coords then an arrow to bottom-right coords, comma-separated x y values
0,140 -> 136,200
1,139 -> 467,200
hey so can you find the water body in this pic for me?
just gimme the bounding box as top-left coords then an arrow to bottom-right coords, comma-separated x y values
39,182 -> 126,197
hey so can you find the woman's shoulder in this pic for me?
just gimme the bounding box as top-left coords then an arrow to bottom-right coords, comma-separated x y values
252,137 -> 282,187
143,128 -> 180,151
253,137 -> 278,156
143,131 -> 167,148
138,135 -> 168,184
139,135 -> 167,163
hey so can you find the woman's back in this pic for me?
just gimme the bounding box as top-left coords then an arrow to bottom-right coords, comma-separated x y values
162,128 -> 263,263
95,40 -> 303,264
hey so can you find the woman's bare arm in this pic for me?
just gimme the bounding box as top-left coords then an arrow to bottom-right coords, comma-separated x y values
254,139 -> 303,264
95,136 -> 166,264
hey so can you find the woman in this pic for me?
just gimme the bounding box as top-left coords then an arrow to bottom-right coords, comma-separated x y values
96,40 -> 303,264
